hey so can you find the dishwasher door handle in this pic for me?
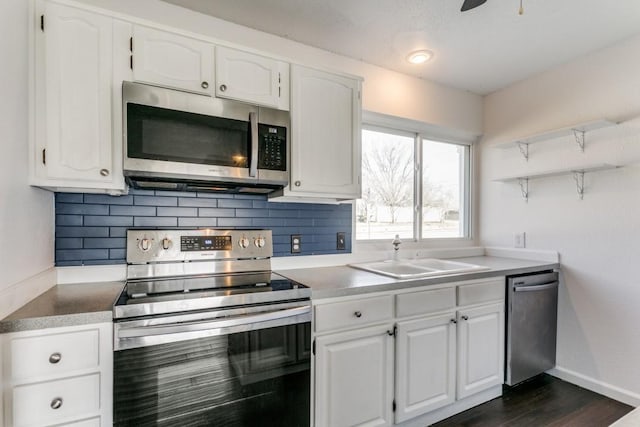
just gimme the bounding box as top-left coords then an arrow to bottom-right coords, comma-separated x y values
513,281 -> 559,292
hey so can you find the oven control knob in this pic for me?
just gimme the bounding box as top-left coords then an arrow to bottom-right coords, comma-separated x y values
254,236 -> 266,248
161,237 -> 172,250
239,236 -> 250,249
139,238 -> 152,252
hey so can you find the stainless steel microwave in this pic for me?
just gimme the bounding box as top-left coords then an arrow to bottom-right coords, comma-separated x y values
122,81 -> 288,194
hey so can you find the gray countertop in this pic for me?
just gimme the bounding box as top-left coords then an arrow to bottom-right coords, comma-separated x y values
0,282 -> 124,333
276,256 -> 559,299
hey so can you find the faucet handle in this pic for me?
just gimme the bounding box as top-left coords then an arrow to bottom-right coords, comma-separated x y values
392,234 -> 402,251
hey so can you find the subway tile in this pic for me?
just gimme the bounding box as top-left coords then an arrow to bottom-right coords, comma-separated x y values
110,205 -> 156,216
134,217 -> 178,227
178,197 -> 218,207
83,238 -> 125,249
56,203 -> 109,215
235,209 -> 269,217
56,215 -> 83,226
216,218 -> 253,227
178,218 -> 218,227
252,200 -> 269,209
233,194 -> 266,200
110,227 -> 129,238
55,193 -> 83,203
313,218 -> 352,227
218,199 -> 254,208
198,208 -> 235,217
281,218 -> 314,227
83,259 -> 125,265
56,226 -> 109,238
157,207 -> 198,217
83,194 -> 134,205
196,192 -> 234,199
128,188 -> 155,195
265,202 -> 299,210
56,260 -> 83,267
269,209 -> 300,218
134,195 -> 178,206
155,190 -> 197,197
252,218 -> 286,227
109,249 -> 126,259
56,249 -> 109,261
84,216 -> 133,227
56,238 -> 83,249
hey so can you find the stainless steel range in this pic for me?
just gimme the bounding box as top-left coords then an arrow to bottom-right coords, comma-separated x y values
113,229 -> 311,427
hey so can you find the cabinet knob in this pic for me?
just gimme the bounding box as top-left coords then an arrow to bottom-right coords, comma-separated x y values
201,81 -> 209,89
354,311 -> 362,318
219,84 -> 227,92
461,315 -> 469,321
294,181 -> 301,187
100,168 -> 109,177
50,397 -> 63,410
49,352 -> 62,364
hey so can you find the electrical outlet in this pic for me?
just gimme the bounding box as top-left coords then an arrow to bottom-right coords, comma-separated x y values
337,232 -> 346,250
514,232 -> 526,248
291,234 -> 301,253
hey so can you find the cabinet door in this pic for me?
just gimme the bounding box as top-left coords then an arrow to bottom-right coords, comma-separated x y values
315,324 -> 393,427
132,25 -> 214,95
457,302 -> 505,399
395,313 -> 456,423
215,46 -> 289,110
38,2 -> 115,184
290,65 -> 362,198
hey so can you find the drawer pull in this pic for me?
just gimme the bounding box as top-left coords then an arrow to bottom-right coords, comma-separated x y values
354,311 -> 362,318
461,315 -> 469,321
50,397 -> 63,410
450,319 -> 457,324
49,352 -> 62,364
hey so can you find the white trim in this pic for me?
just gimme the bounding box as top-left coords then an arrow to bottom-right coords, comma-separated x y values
0,268 -> 56,319
56,265 -> 126,285
484,247 -> 559,263
548,366 -> 640,407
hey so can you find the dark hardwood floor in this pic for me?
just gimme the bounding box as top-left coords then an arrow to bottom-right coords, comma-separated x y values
432,374 -> 633,427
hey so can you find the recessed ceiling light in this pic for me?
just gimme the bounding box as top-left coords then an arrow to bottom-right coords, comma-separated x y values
406,50 -> 433,64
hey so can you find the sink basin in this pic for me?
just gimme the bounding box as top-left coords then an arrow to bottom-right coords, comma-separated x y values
348,258 -> 490,279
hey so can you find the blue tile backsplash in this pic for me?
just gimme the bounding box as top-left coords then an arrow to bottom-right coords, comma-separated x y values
55,190 -> 352,266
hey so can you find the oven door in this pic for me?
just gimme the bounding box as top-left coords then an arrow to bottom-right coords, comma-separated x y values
113,301 -> 311,427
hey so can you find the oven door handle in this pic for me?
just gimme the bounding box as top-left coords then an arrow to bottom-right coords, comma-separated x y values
116,305 -> 310,350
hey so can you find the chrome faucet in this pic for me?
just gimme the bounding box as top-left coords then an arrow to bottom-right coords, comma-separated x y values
392,234 -> 402,260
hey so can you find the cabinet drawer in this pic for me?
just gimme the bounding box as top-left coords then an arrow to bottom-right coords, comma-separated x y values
12,373 -> 100,427
457,278 -> 505,306
396,287 -> 456,318
315,295 -> 393,333
10,329 -> 100,381
52,417 -> 101,427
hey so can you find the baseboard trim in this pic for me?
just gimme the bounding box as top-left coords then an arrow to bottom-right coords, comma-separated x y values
0,267 -> 56,319
548,366 -> 640,407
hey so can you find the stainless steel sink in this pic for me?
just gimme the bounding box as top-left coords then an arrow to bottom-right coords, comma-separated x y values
348,258 -> 490,279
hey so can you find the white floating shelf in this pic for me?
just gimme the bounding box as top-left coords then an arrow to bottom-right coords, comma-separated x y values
493,119 -> 618,159
494,163 -> 622,201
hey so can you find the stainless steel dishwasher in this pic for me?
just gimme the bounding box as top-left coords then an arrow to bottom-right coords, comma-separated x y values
505,270 -> 559,386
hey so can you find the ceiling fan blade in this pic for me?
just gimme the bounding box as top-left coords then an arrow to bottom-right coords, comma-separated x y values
461,0 -> 487,12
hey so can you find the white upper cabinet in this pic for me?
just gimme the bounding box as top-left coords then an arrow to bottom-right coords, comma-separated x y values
285,65 -> 362,200
31,0 -> 125,193
131,25 -> 214,96
215,46 -> 289,110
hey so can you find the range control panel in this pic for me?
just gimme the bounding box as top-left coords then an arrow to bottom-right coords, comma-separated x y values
126,229 -> 272,264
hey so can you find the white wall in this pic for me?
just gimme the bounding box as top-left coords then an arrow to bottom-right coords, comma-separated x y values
480,34 -> 640,404
0,0 -> 55,318
74,0 -> 483,138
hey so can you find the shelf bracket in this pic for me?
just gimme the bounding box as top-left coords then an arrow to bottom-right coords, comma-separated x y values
517,142 -> 529,161
572,129 -> 586,152
573,171 -> 585,200
518,177 -> 529,202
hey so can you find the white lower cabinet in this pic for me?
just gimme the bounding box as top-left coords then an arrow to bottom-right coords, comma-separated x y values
313,277 -> 505,427
314,324 -> 395,427
1,323 -> 113,427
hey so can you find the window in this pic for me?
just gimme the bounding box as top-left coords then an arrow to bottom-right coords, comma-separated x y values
356,125 -> 471,241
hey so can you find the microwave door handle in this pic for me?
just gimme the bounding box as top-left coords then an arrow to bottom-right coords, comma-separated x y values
249,112 -> 258,177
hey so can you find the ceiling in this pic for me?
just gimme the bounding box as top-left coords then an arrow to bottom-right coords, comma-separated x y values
161,0 -> 640,95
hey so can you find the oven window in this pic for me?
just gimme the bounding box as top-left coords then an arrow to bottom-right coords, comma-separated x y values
127,103 -> 250,168
113,323 -> 310,426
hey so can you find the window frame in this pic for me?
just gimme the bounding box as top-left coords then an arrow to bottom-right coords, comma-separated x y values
355,112 -> 476,244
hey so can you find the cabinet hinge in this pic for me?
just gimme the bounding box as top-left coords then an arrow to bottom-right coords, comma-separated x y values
278,72 -> 281,84
40,15 -> 44,32
279,86 -> 281,98
130,55 -> 133,70
129,36 -> 133,52
392,399 -> 396,412
42,148 -> 46,165
358,90 -> 361,100
312,339 -> 316,356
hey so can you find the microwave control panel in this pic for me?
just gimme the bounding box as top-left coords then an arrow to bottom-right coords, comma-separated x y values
258,124 -> 286,171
